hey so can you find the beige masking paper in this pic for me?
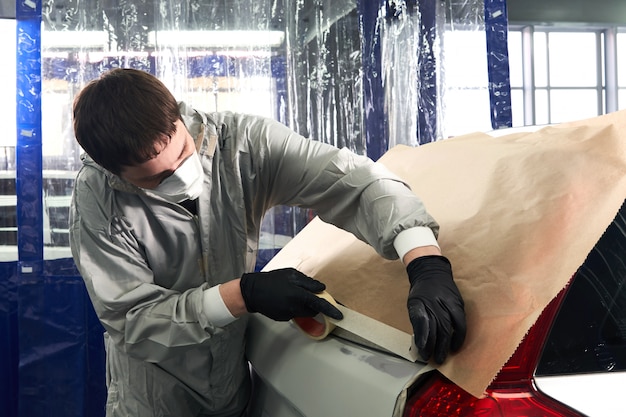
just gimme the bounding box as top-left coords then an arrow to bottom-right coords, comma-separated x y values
263,110 -> 626,398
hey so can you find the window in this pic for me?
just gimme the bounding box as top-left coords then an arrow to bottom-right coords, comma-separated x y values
441,26 -> 614,135
616,31 -> 626,110
0,18 -> 16,149
507,26 -> 626,127
507,29 -> 525,126
441,29 -> 493,137
0,18 -> 16,260
537,200 -> 626,375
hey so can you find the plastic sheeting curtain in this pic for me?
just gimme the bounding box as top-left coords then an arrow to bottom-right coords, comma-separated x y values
380,0 -> 511,145
284,0 -> 365,154
2,0 -> 510,416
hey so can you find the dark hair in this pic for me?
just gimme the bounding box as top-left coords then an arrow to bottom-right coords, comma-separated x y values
72,68 -> 182,175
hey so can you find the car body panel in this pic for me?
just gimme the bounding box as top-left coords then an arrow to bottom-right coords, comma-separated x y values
246,314 -> 431,417
535,373 -> 626,416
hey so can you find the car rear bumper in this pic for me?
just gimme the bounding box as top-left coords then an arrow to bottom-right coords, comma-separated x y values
246,314 -> 431,417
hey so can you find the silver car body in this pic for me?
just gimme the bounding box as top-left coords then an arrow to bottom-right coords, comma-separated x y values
247,314 -> 431,417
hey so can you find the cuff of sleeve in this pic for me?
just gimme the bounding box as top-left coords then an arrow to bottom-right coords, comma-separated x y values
393,226 -> 440,260
203,285 -> 238,327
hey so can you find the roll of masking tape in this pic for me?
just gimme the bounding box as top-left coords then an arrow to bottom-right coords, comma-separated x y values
292,290 -> 338,340
291,290 -> 419,362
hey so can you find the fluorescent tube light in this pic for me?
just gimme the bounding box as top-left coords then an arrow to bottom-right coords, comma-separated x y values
42,30 -> 109,49
147,30 -> 285,48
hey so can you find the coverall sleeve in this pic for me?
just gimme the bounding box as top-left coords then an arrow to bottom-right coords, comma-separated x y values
235,114 -> 439,259
69,167 -> 217,362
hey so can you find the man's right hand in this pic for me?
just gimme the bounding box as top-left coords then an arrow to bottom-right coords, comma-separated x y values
240,268 -> 343,322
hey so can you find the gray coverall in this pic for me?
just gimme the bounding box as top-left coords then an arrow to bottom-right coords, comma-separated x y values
69,102 -> 438,416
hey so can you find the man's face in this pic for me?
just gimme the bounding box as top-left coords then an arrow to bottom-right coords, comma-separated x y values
120,119 -> 196,189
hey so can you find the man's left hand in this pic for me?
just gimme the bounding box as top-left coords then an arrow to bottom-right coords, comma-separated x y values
406,255 -> 466,364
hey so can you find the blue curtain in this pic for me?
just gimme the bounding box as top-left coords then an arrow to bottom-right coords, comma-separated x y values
17,260 -> 106,417
0,262 -> 18,417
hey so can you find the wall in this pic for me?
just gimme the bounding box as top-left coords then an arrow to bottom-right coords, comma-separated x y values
507,0 -> 626,25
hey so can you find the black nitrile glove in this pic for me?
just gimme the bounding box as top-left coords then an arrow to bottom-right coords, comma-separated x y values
407,255 -> 466,364
240,268 -> 343,322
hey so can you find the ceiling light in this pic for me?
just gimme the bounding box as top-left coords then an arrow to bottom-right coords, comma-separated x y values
147,30 -> 285,48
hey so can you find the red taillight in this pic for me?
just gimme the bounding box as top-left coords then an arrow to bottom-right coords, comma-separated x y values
404,283 -> 584,417
403,372 -> 496,416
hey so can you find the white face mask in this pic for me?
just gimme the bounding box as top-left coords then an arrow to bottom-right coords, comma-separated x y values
147,152 -> 204,203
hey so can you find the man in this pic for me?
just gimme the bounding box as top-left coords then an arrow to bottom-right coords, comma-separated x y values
69,68 -> 465,417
